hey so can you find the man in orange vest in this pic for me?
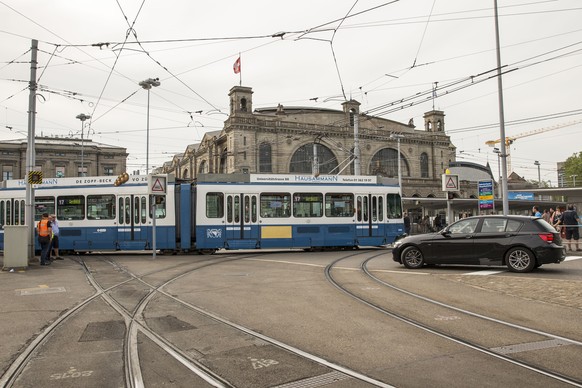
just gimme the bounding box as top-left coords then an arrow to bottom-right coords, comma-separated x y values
37,213 -> 53,266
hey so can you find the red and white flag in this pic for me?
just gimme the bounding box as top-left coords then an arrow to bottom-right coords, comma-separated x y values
233,57 -> 241,74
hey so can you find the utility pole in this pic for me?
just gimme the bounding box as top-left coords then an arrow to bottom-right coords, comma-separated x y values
25,39 -> 38,261
312,141 -> 319,177
353,110 -> 361,175
494,0 -> 509,215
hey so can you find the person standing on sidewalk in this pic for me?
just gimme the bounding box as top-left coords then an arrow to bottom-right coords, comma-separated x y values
558,204 -> 581,252
36,213 -> 52,266
50,214 -> 63,260
403,212 -> 411,235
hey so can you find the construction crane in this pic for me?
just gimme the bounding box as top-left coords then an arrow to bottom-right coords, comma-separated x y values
485,119 -> 582,173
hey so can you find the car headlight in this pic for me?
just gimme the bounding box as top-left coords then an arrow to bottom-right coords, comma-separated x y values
393,240 -> 403,248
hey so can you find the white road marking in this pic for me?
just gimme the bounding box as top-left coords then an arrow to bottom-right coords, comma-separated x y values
463,270 -> 505,276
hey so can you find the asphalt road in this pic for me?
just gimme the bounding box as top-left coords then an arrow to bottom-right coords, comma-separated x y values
1,250 -> 581,387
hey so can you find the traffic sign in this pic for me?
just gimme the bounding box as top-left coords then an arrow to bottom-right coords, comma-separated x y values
441,174 -> 459,191
148,174 -> 167,195
28,171 -> 43,185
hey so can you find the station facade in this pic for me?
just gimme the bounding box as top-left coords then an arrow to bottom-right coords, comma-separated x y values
159,86 -> 474,203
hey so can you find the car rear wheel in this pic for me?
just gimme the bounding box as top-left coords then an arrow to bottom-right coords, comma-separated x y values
506,247 -> 536,273
402,246 -> 425,269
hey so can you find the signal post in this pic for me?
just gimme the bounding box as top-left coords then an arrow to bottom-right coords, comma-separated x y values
148,174 -> 167,259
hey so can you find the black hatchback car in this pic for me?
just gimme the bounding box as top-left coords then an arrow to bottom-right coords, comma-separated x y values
392,215 -> 565,273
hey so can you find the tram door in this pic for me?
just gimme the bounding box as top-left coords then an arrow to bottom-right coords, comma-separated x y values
355,194 -> 384,237
225,194 -> 258,240
118,195 -> 149,248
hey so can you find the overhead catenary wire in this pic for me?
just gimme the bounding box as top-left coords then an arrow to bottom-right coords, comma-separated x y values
1,0 -> 580,180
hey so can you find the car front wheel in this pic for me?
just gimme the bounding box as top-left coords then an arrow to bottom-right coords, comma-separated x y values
401,246 -> 425,269
506,247 -> 536,273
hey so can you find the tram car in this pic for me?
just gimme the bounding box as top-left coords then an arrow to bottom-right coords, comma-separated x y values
0,173 -> 404,253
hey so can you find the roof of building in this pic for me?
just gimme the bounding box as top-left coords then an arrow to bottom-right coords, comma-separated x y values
255,106 -> 339,115
448,161 -> 494,182
2,137 -> 126,151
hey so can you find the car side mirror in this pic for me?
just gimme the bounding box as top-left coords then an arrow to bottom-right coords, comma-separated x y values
441,229 -> 451,237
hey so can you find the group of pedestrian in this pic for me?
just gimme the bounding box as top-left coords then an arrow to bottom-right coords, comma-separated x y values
36,213 -> 63,266
534,204 -> 581,252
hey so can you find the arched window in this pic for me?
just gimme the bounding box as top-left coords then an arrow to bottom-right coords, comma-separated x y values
420,152 -> 429,178
259,143 -> 272,172
219,149 -> 227,173
198,160 -> 207,174
183,168 -> 189,179
240,97 -> 247,112
369,148 -> 410,178
290,144 -> 338,174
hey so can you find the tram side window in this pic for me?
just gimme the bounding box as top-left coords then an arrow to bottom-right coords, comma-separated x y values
354,196 -> 369,222
14,200 -> 21,225
141,196 -> 147,222
251,196 -> 257,223
260,193 -> 291,218
325,193 -> 354,217
234,196 -> 240,223
18,200 -> 25,225
5,201 -> 11,225
387,193 -> 402,219
293,193 -> 323,217
57,196 -> 85,220
134,198 -> 140,224
378,196 -> 384,221
150,196 -> 166,219
226,196 -> 233,222
124,197 -> 130,224
35,196 -> 55,221
118,197 -> 124,224
0,201 -> 4,226
206,192 -> 224,218
87,194 -> 115,220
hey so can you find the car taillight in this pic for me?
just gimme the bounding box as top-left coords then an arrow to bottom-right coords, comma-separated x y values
538,233 -> 554,243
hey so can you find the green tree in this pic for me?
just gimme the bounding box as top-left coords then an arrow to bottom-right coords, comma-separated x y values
564,152 -> 582,187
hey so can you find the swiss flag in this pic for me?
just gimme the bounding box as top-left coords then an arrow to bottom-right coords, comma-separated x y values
233,57 -> 241,74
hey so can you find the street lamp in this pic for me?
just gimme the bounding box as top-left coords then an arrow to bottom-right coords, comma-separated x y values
75,113 -> 91,177
390,133 -> 404,195
139,78 -> 161,174
534,160 -> 541,188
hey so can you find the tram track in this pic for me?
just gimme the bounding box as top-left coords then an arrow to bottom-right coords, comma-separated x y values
0,254 -> 241,388
106,251 -> 393,388
1,251 -> 396,388
325,254 -> 582,387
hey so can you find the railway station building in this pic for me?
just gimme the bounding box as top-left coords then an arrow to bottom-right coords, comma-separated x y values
158,86 -> 507,222
161,86 -> 468,196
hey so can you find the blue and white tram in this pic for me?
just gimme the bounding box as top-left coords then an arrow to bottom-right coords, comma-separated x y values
0,173 -> 403,254
0,175 -> 177,252
191,174 -> 403,251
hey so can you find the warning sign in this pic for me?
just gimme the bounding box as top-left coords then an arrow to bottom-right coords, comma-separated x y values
441,174 -> 459,191
148,174 -> 167,195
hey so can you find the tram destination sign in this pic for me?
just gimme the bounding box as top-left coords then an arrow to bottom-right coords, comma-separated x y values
250,174 -> 378,184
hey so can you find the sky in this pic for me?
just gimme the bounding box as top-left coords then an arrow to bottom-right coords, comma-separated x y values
1,0 -> 581,184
